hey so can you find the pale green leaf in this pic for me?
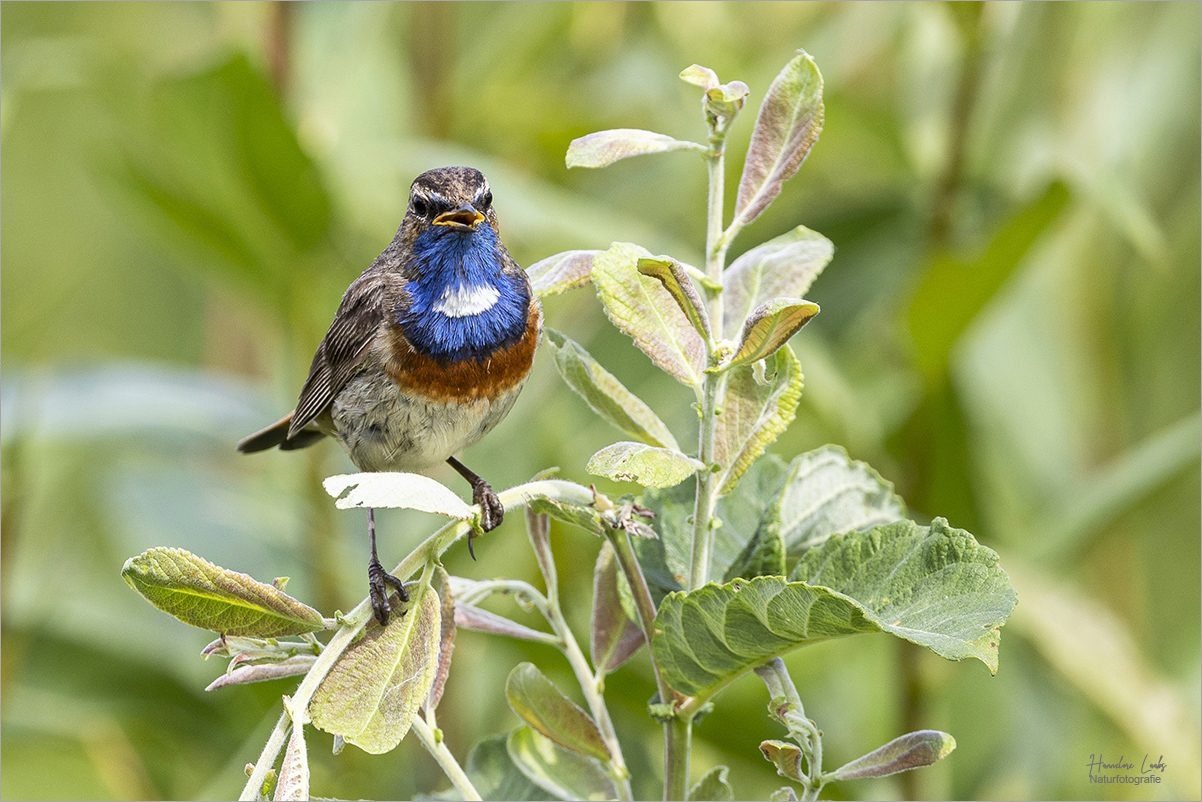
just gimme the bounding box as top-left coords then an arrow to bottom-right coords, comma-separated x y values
775,446 -> 907,554
713,346 -> 803,495
456,603 -> 556,644
637,257 -> 711,340
769,787 -> 798,801
725,299 -> 819,369
526,496 -> 606,537
544,329 -> 680,450
689,766 -> 734,801
591,242 -> 707,387
505,663 -> 610,762
759,740 -> 804,783
122,547 -> 325,637
735,50 -> 824,227
507,726 -> 619,801
587,441 -> 704,488
653,520 -> 1016,699
827,730 -> 956,780
205,656 -> 317,692
680,64 -> 719,90
273,723 -> 309,801
310,581 -> 441,754
322,472 -> 473,518
426,566 -> 456,712
464,733 -> 550,801
567,129 -> 706,169
591,541 -> 645,675
527,250 -> 598,297
722,226 -> 833,338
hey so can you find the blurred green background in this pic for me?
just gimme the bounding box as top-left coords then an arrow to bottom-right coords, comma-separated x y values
2,2 -> 1199,800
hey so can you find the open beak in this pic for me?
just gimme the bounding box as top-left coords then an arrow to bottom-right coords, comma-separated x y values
432,203 -> 485,231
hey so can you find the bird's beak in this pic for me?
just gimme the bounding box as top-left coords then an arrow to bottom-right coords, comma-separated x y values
432,203 -> 485,230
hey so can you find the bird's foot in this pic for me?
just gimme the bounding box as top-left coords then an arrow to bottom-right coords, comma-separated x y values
368,556 -> 408,626
472,479 -> 504,532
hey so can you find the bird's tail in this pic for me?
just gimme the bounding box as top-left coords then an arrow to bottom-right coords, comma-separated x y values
237,411 -> 326,453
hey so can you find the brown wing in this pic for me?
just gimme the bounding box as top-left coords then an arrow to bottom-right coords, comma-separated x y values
288,276 -> 386,438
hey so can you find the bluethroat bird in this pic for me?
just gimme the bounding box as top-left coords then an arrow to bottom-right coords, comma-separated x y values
238,167 -> 541,625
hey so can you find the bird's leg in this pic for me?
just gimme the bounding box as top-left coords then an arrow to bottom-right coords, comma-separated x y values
447,456 -> 504,558
367,506 -> 407,626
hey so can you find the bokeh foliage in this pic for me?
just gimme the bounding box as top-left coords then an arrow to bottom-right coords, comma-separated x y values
2,2 -> 1198,800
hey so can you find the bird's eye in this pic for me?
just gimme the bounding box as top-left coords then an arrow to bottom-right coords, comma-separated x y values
481,190 -> 493,209
412,196 -> 429,216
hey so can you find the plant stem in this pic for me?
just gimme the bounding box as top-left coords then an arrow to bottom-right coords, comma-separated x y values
664,715 -> 693,802
411,715 -> 482,801
242,710 -> 291,801
704,148 -> 727,325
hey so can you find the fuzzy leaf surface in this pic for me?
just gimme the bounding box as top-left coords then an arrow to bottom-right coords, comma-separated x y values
653,520 -> 1016,698
725,299 -> 819,369
637,257 -> 711,340
735,50 -> 824,227
592,242 -> 707,387
567,129 -> 705,169
775,446 -> 907,554
426,566 -> 456,712
122,548 -> 324,637
527,250 -> 599,297
456,603 -> 554,643
545,329 -> 679,450
309,581 -> 440,754
712,346 -> 803,495
505,662 -> 610,762
323,472 -> 473,518
507,726 -> 619,802
828,730 -> 956,780
588,441 -> 704,489
722,226 -> 833,338
273,722 -> 309,801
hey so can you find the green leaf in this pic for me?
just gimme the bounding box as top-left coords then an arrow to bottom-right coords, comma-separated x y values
653,520 -> 1017,699
759,740 -> 805,783
121,548 -> 325,637
712,346 -> 803,495
680,65 -> 719,90
711,455 -> 790,579
273,723 -> 309,801
592,242 -> 707,387
689,766 -> 734,801
464,733 -> 551,801
526,496 -> 606,537
205,656 -> 317,692
505,663 -> 610,762
310,579 -> 441,754
527,251 -> 599,297
734,50 -> 824,227
591,541 -> 645,675
637,257 -> 711,341
774,446 -> 907,555
722,226 -> 833,338
724,299 -> 819,369
722,520 -> 786,582
322,472 -> 473,518
544,329 -> 680,451
827,730 -> 956,781
507,727 -> 618,802
769,787 -> 798,801
567,129 -> 706,169
587,441 -> 705,489
427,566 -> 456,712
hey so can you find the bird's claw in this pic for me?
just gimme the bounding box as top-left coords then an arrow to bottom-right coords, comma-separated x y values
473,480 -> 504,532
368,557 -> 408,626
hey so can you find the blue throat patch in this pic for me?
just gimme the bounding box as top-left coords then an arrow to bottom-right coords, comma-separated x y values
399,224 -> 529,361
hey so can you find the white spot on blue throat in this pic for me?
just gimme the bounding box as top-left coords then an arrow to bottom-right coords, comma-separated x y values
433,283 -> 501,317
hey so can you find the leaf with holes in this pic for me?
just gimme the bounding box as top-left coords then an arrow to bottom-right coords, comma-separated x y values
722,226 -> 833,338
734,50 -> 824,227
592,242 -> 707,387
122,548 -> 325,637
567,129 -> 706,169
588,441 -> 705,489
652,519 -> 1017,700
310,579 -> 440,754
545,328 -> 679,450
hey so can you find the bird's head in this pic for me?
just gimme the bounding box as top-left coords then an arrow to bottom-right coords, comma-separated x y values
404,166 -> 496,237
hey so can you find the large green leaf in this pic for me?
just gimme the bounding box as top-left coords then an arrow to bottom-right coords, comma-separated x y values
567,129 -> 706,169
122,548 -> 324,637
722,226 -> 833,338
652,519 -> 1016,699
774,446 -> 907,554
507,726 -> 619,802
712,346 -> 803,495
310,579 -> 441,754
591,242 -> 707,387
527,251 -> 599,297
544,329 -> 680,450
734,51 -> 824,228
587,442 -> 704,489
505,663 -> 610,763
